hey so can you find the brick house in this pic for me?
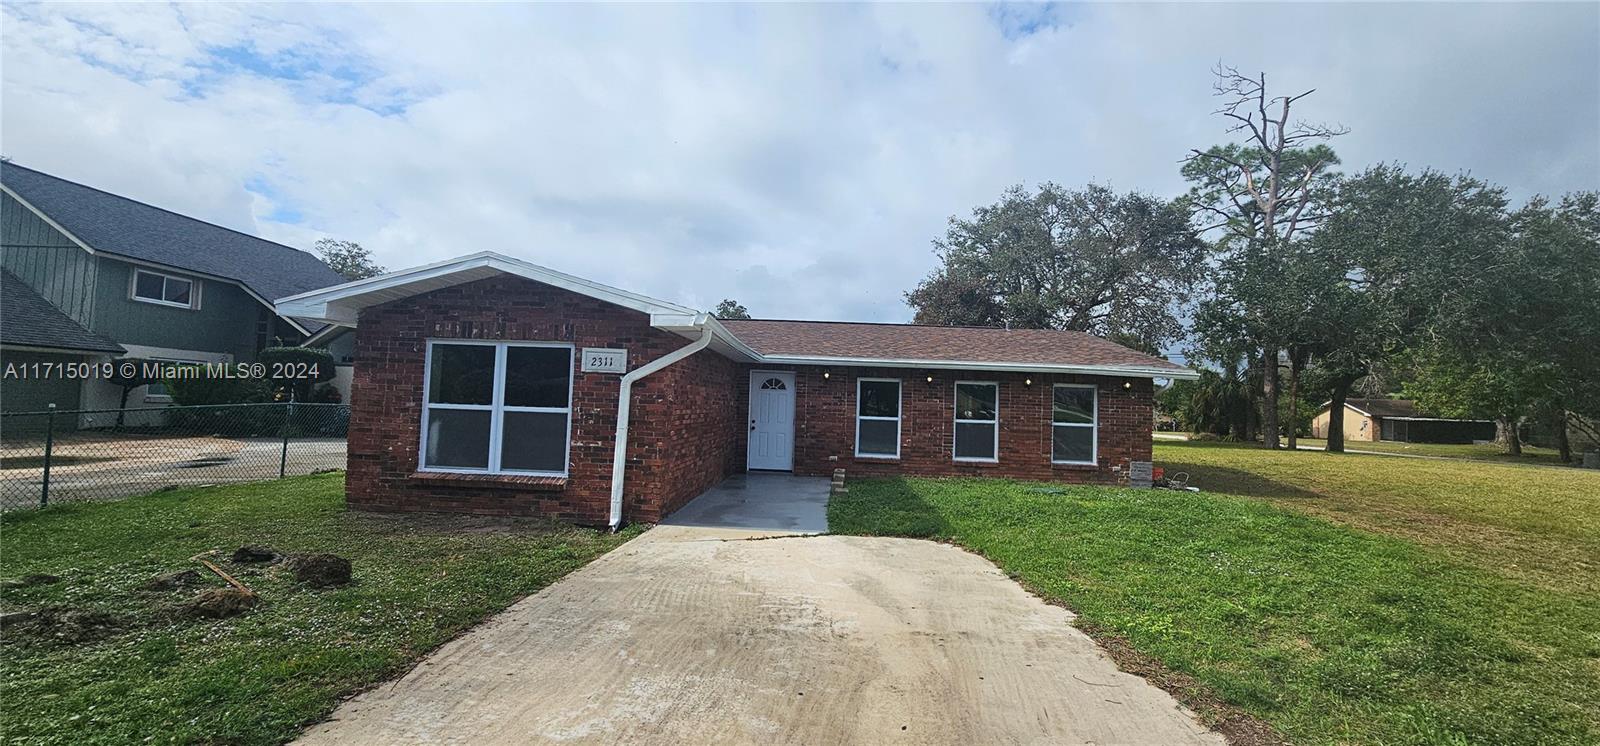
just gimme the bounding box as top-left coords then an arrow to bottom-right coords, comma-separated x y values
278,252 -> 1196,528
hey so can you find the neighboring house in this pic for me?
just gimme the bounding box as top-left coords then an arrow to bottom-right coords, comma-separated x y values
0,162 -> 349,419
278,252 -> 1197,528
1309,398 -> 1495,444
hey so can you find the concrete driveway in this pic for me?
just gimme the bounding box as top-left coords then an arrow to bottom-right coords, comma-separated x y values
298,475 -> 1221,745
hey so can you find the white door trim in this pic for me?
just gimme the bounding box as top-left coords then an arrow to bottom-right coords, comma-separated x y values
747,369 -> 796,471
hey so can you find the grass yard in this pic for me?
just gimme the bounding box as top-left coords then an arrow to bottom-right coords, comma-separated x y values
1157,441 -> 1600,595
0,473 -> 637,745
830,447 -> 1600,745
1292,437 -> 1568,465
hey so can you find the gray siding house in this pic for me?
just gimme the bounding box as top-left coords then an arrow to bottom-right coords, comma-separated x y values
0,162 -> 348,418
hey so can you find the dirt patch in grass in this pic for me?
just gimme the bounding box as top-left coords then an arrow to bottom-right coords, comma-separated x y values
2,606 -> 125,644
0,473 -> 637,745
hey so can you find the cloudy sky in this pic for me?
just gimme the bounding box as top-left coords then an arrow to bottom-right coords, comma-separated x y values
3,2 -> 1596,322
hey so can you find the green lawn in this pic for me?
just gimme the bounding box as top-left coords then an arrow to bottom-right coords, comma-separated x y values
0,474 -> 636,745
1157,441 -> 1600,595
829,449 -> 1600,745
1293,437 -> 1568,465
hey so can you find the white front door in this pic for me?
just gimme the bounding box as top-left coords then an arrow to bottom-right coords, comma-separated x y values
747,371 -> 796,471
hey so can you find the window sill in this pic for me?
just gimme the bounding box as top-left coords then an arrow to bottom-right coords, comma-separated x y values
131,297 -> 196,310
408,471 -> 567,491
1051,461 -> 1100,470
853,454 -> 900,461
954,459 -> 1001,468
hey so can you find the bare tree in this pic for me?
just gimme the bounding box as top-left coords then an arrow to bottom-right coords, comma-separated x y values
1182,65 -> 1346,449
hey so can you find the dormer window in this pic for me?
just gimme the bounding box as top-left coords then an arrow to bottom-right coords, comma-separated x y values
132,269 -> 198,309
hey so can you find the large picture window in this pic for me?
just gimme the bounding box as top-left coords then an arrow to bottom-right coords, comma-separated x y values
855,378 -> 901,458
132,269 -> 197,309
1052,384 -> 1097,465
953,381 -> 999,462
420,340 -> 573,476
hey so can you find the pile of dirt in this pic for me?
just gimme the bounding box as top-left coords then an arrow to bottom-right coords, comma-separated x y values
283,554 -> 352,588
178,588 -> 259,619
141,569 -> 204,592
0,573 -> 61,589
231,545 -> 280,564
1,606 -> 122,644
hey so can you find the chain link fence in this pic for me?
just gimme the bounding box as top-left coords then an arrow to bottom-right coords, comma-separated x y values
0,402 -> 349,511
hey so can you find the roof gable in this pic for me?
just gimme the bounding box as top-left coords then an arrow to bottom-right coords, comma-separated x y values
275,251 -> 699,325
0,163 -> 346,305
1344,398 -> 1422,418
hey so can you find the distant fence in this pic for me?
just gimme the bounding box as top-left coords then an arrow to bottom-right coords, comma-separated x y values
0,402 -> 349,511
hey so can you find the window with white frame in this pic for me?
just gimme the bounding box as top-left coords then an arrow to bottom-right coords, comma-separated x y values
420,341 -> 573,475
132,269 -> 197,309
953,381 -> 999,461
855,378 -> 901,458
1052,384 -> 1097,464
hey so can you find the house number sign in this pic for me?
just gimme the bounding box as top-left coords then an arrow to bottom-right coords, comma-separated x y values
581,348 -> 628,374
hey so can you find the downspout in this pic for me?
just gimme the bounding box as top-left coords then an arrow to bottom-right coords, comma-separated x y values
608,322 -> 715,531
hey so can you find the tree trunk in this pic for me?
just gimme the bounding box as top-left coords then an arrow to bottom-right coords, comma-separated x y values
1555,410 -> 1572,464
1261,346 -> 1280,449
1496,417 -> 1523,455
1326,377 -> 1356,453
1286,353 -> 1302,450
116,386 -> 132,427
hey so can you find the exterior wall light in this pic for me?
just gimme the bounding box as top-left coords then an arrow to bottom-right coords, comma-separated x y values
926,373 -> 934,383
823,370 -> 830,379
1025,378 -> 1033,386
1123,380 -> 1133,390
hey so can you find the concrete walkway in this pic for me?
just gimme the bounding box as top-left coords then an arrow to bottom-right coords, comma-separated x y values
297,475 -> 1221,745
657,472 -> 830,539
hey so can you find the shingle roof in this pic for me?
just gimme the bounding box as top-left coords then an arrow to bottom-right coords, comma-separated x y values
720,319 -> 1189,372
0,163 -> 346,311
1,270 -> 124,354
1345,398 -> 1422,418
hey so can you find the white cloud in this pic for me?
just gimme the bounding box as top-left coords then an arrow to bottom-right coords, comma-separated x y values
3,2 -> 1596,321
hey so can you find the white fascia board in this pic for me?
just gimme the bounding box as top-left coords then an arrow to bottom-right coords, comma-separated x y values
0,342 -> 123,356
756,354 -> 1200,380
651,313 -> 764,362
275,251 -> 698,324
1344,403 -> 1373,417
1382,416 -> 1493,423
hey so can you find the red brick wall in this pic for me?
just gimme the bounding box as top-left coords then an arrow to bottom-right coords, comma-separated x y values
621,347 -> 744,522
346,275 -> 741,524
347,273 -> 1156,524
734,366 -> 1151,483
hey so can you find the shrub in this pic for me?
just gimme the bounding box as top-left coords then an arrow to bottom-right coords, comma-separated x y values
166,366 -> 272,406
